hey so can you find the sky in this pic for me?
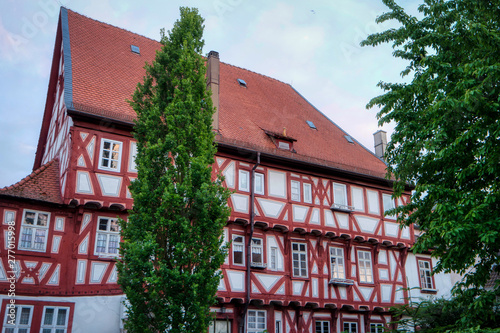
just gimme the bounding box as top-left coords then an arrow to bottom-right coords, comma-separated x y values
0,0 -> 421,187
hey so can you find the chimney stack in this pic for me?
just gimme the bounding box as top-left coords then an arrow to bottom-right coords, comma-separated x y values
206,50 -> 220,131
373,130 -> 387,160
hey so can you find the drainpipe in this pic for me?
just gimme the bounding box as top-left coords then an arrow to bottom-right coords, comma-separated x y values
240,152 -> 260,333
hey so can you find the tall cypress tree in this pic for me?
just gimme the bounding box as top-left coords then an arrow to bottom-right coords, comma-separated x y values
117,7 -> 230,332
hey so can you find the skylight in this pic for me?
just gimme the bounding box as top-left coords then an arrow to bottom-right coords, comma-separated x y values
344,135 -> 354,144
130,45 -> 140,54
237,79 -> 247,87
306,120 -> 316,129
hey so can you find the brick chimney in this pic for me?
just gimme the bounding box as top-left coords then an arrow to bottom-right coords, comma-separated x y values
206,50 -> 220,131
373,130 -> 387,160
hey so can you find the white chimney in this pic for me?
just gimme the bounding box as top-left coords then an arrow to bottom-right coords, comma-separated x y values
373,130 -> 387,160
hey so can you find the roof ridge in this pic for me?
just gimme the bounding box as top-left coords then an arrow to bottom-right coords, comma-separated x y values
1,159 -> 57,191
63,7 -> 161,44
220,60 -> 291,87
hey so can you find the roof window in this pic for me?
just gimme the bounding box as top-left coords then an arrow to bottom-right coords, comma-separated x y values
306,120 -> 316,129
237,79 -> 247,87
130,45 -> 140,54
344,135 -> 354,144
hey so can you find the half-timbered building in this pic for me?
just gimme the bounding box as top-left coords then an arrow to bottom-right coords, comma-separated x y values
0,8 -> 454,333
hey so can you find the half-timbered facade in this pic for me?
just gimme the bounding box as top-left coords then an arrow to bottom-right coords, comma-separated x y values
0,8 -> 454,333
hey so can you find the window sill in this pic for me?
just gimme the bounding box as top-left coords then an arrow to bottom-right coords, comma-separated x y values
421,288 -> 438,294
329,278 -> 354,286
250,262 -> 267,269
291,276 -> 310,281
330,204 -> 354,213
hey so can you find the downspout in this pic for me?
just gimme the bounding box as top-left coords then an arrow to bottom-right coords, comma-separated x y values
240,152 -> 260,333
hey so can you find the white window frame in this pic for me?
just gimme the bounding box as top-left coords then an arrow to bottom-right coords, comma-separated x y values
3,304 -> 33,332
270,246 -> 278,270
129,141 -> 137,172
358,250 -> 373,283
418,259 -> 435,290
329,247 -> 346,279
370,323 -> 384,333
291,180 -> 301,201
315,320 -> 330,333
303,183 -> 312,203
254,173 -> 264,195
232,235 -> 245,266
333,183 -> 347,206
291,242 -> 308,278
19,209 -> 50,252
94,217 -> 120,257
247,310 -> 266,333
382,193 -> 396,219
239,170 -> 250,192
251,238 -> 264,265
40,306 -> 70,332
209,319 -> 231,333
343,322 -> 358,333
98,138 -> 122,172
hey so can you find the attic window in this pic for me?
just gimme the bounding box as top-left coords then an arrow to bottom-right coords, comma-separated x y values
237,79 -> 247,87
344,135 -> 354,144
306,120 -> 316,129
130,45 -> 140,54
264,129 -> 297,153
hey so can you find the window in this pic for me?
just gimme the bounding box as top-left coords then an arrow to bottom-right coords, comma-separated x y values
343,322 -> 358,333
418,259 -> 435,290
232,235 -> 244,265
315,320 -> 330,333
41,306 -> 69,332
95,217 -> 120,256
330,247 -> 345,279
239,170 -> 249,192
247,310 -> 266,333
358,250 -> 373,283
19,210 -> 50,252
275,320 -> 282,333
292,243 -> 308,278
254,173 -> 264,195
270,246 -> 278,270
278,141 -> 290,150
291,180 -> 300,201
370,323 -> 384,333
251,238 -> 264,265
209,320 -> 231,333
303,183 -> 312,203
99,138 -> 122,171
333,183 -> 347,206
129,141 -> 137,172
382,193 -> 396,219
3,305 -> 33,333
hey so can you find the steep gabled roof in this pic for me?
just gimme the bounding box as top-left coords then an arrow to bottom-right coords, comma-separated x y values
0,159 -> 63,204
58,8 -> 388,179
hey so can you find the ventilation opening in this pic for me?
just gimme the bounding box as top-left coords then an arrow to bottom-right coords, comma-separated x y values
237,79 -> 247,87
344,135 -> 354,144
130,45 -> 140,54
306,120 -> 316,129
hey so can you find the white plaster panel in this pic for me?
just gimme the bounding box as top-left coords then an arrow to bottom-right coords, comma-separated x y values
276,283 -> 285,294
268,170 -> 286,198
51,236 -> 61,253
292,205 -> 309,222
312,278 -> 318,297
379,268 -> 389,280
81,213 -> 91,234
97,174 -> 122,197
367,190 -> 380,214
379,249 -> 387,264
55,217 -> 64,231
395,287 -> 405,303
90,262 -> 109,283
47,264 -> 60,285
77,155 -> 86,167
0,261 -> 6,281
38,263 -> 51,280
310,208 -> 320,224
231,194 -> 249,213
390,251 -> 397,280
257,198 -> 285,218
227,270 -> 245,292
324,209 -> 335,227
359,287 -> 372,302
76,171 -> 93,194
216,157 -> 225,167
339,287 -> 347,299
3,210 -> 15,224
87,137 -> 95,163
351,186 -> 364,211
223,161 -> 235,188
381,284 -> 392,302
385,222 -> 399,237
107,264 -> 118,284
293,281 -> 304,295
76,260 -> 87,284
255,274 -> 280,292
335,212 -> 349,229
355,216 -> 378,234
401,226 -> 410,239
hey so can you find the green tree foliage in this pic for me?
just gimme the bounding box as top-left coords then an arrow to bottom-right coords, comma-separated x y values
117,7 -> 231,332
361,0 -> 500,326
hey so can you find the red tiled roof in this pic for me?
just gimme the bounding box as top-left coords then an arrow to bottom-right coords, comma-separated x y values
65,9 -> 388,179
0,160 -> 63,204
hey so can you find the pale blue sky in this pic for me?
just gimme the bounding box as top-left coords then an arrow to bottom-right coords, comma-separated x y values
0,0 -> 421,187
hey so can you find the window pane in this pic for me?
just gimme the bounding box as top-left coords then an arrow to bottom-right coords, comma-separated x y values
44,307 -> 55,325
104,141 -> 110,150
24,212 -> 35,225
19,307 -> 31,325
37,213 -> 49,226
109,219 -> 119,232
99,219 -> 108,231
56,308 -> 67,325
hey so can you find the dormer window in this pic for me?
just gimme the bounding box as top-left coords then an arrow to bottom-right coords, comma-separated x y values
264,129 -> 297,152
